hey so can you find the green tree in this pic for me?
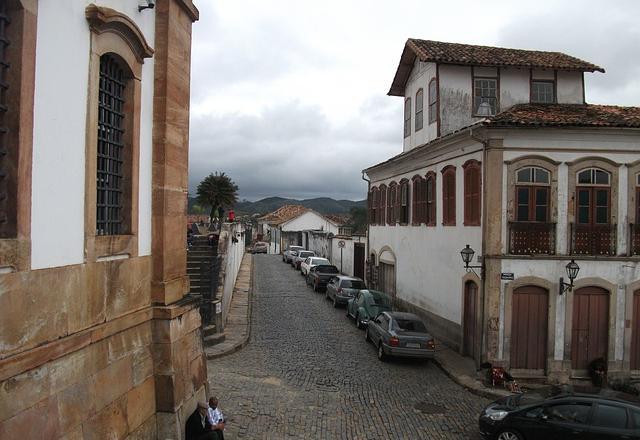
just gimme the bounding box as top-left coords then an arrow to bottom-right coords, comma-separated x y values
196,172 -> 239,223
348,206 -> 367,234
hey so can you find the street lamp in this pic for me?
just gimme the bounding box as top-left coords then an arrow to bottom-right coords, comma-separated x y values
559,259 -> 580,295
460,244 -> 482,276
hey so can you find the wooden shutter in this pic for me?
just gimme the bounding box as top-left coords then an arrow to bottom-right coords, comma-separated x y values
442,167 -> 456,225
464,162 -> 481,226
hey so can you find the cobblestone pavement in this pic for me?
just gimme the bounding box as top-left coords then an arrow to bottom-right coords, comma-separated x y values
207,255 -> 489,439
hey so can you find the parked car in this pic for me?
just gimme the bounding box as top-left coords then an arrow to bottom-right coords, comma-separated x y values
346,289 -> 392,329
325,276 -> 366,308
306,264 -> 339,292
300,257 -> 331,277
292,250 -> 316,269
479,387 -> 640,440
283,245 -> 305,263
365,311 -> 435,362
250,241 -> 268,254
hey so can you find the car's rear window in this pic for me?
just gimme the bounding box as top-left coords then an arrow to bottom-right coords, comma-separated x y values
392,319 -> 427,333
299,251 -> 314,257
311,258 -> 330,265
316,265 -> 339,273
369,294 -> 390,307
341,280 -> 366,289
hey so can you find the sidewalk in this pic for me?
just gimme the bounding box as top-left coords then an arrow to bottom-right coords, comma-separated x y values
204,254 -> 509,400
205,253 -> 253,360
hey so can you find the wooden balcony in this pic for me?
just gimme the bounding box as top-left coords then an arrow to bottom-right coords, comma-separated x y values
508,222 -> 556,255
570,223 -> 617,256
632,224 -> 640,256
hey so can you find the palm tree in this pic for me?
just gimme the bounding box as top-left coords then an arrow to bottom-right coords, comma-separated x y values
196,172 -> 239,226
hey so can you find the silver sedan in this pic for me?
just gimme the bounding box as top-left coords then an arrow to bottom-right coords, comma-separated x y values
365,311 -> 435,361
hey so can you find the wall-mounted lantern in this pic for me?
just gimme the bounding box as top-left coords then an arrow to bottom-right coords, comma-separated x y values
559,260 -> 580,295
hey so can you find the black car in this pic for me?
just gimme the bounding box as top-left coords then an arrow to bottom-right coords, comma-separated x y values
479,387 -> 640,440
306,264 -> 339,292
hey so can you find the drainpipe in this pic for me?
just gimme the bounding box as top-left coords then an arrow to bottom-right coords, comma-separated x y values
362,171 -> 371,285
469,126 -> 490,367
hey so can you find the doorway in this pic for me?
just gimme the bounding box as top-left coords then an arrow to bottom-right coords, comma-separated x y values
353,243 -> 365,280
511,286 -> 548,371
463,281 -> 478,359
571,286 -> 609,370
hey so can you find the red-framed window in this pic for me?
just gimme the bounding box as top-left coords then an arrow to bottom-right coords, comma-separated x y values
442,166 -> 456,226
387,182 -> 397,226
515,166 -> 550,222
415,89 -> 424,132
412,175 -> 426,225
425,172 -> 436,226
463,160 -> 481,226
398,179 -> 409,225
403,98 -> 411,138
378,184 -> 387,225
428,78 -> 438,124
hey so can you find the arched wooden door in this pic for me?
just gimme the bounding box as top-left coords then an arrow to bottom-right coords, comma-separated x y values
571,286 -> 609,370
631,290 -> 640,369
463,281 -> 478,359
511,286 -> 548,371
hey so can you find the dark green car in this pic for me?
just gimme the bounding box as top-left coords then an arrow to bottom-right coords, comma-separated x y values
346,289 -> 392,329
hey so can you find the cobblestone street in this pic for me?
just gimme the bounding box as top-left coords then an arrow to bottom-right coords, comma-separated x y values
208,255 -> 489,439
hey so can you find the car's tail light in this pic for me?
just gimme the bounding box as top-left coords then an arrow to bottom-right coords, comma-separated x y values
427,339 -> 435,349
337,288 -> 342,293
389,337 -> 399,347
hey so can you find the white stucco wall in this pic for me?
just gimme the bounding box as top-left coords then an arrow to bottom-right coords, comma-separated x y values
500,68 -> 530,110
368,151 -> 484,325
281,211 -> 339,235
438,64 -> 476,137
306,233 -> 367,278
31,1 -> 155,269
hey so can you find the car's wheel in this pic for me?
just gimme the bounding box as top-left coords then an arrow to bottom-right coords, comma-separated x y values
355,313 -> 362,329
332,296 -> 338,308
496,430 -> 523,440
377,341 -> 386,361
313,281 -> 318,292
364,328 -> 369,342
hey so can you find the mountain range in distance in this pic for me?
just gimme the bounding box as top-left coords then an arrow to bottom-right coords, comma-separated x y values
189,196 -> 366,215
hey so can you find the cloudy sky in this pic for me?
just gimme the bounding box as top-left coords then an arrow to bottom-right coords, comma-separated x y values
188,0 -> 640,202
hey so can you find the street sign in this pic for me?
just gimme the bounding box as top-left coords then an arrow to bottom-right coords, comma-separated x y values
338,240 -> 346,248
501,272 -> 514,280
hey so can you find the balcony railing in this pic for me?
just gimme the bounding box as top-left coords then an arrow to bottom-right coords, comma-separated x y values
508,222 -> 556,255
570,223 -> 617,256
631,224 -> 640,256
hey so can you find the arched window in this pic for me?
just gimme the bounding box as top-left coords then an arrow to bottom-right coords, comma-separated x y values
412,175 -> 426,225
576,168 -> 611,226
463,160 -> 481,226
428,78 -> 438,124
378,184 -> 387,225
398,179 -> 409,225
387,182 -> 397,226
403,98 -> 411,138
515,166 -> 550,222
442,166 -> 456,226
425,172 -> 436,226
415,89 -> 424,132
96,54 -> 130,235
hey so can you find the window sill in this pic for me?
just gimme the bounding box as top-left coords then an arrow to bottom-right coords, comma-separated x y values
464,222 -> 481,227
94,234 -> 137,259
442,222 -> 456,227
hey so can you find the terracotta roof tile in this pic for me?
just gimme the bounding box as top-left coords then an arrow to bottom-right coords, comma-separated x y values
258,205 -> 308,225
408,39 -> 604,72
485,104 -> 640,128
389,39 -> 604,96
325,214 -> 349,225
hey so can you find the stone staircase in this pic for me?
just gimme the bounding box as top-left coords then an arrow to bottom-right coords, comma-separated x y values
187,234 -> 223,345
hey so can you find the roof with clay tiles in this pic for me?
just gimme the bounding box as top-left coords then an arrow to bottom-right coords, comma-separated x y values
258,205 -> 308,225
389,39 -> 604,96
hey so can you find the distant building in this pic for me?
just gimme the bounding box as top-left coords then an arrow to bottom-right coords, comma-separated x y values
0,2 -> 204,438
258,205 -> 341,253
365,39 -> 640,383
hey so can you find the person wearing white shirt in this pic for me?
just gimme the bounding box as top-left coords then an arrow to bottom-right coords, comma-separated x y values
207,396 -> 225,440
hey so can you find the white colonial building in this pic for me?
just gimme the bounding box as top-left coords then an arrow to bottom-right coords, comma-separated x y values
364,39 -> 640,383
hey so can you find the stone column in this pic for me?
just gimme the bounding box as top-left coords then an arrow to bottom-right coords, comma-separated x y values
150,1 -> 205,438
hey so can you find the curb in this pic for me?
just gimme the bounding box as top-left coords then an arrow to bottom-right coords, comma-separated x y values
206,254 -> 254,360
431,355 -> 511,401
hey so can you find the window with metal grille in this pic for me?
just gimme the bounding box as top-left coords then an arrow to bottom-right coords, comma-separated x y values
0,3 -> 10,238
96,54 -> 126,236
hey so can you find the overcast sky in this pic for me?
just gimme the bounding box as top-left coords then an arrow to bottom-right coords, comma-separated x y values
188,0 -> 640,202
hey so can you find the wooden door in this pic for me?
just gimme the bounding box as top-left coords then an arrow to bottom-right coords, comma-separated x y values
572,287 -> 609,370
511,286 -> 548,370
463,281 -> 478,359
631,291 -> 640,369
379,262 -> 395,297
353,243 -> 365,280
